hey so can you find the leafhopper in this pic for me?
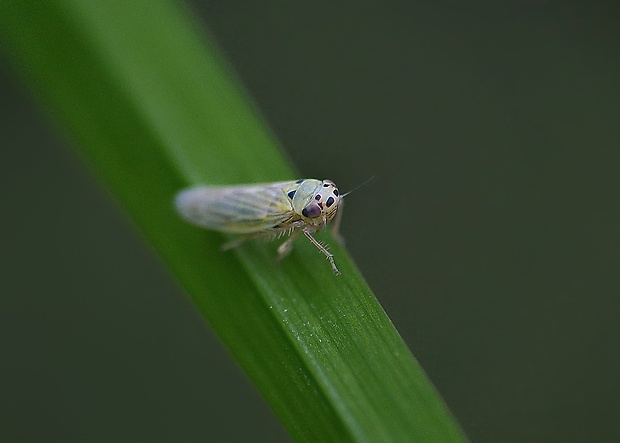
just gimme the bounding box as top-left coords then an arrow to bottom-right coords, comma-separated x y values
175,179 -> 346,275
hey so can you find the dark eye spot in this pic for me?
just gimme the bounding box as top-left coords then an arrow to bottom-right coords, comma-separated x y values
323,183 -> 329,187
326,197 -> 335,207
315,194 -> 321,200
287,190 -> 296,199
302,203 -> 322,218
333,189 -> 339,197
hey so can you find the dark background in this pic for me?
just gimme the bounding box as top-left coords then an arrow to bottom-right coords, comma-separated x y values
2,1 -> 619,441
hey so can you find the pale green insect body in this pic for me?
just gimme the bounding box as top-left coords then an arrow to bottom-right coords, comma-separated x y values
175,179 -> 344,275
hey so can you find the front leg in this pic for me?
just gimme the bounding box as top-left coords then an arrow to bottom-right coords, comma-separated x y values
330,199 -> 345,245
303,228 -> 341,275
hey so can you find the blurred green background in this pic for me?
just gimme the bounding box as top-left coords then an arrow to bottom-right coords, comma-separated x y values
2,1 -> 619,441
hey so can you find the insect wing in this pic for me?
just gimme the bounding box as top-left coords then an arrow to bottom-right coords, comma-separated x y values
175,182 -> 296,234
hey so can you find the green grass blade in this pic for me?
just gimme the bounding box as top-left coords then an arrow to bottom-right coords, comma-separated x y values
0,1 -> 466,441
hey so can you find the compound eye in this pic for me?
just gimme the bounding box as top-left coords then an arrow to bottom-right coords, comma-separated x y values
301,203 -> 322,219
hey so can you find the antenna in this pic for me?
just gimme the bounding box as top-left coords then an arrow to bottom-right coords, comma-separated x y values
341,176 -> 375,198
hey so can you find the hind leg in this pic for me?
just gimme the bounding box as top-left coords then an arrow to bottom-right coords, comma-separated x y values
277,230 -> 301,259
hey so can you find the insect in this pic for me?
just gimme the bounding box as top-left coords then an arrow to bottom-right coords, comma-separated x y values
174,179 -> 347,275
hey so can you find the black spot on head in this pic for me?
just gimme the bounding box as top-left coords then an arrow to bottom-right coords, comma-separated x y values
333,189 -> 339,197
323,183 -> 329,187
301,208 -> 309,217
287,190 -> 296,199
326,196 -> 335,207
315,194 -> 321,200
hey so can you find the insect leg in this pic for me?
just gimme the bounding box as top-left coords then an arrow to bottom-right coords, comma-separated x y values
221,237 -> 245,251
303,229 -> 341,276
277,230 -> 301,259
330,199 -> 345,245
221,230 -> 277,250
221,234 -> 260,251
